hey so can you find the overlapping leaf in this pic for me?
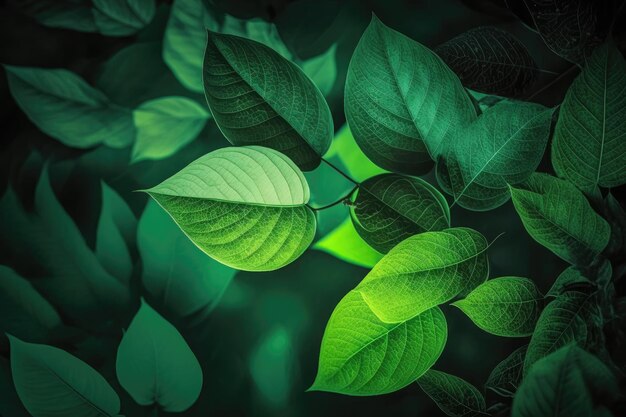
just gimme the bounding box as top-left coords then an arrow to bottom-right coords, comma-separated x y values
417,370 -> 487,417
486,345 -> 528,397
313,218 -> 383,269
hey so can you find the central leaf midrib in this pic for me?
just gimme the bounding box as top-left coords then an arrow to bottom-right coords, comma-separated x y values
147,191 -> 307,209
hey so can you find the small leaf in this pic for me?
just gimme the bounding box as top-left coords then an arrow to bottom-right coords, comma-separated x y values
13,0 -> 98,33
132,96 -> 210,162
435,26 -> 537,96
510,173 -> 610,266
417,370 -> 487,417
513,345 -> 618,417
357,227 -> 489,323
92,0 -> 156,36
9,336 -> 122,417
486,345 -> 528,397
350,173 -> 450,253
5,66 -> 134,149
310,290 -> 447,396
116,301 -> 203,412
203,31 -> 333,170
453,277 -> 543,337
145,146 -> 316,271
552,42 -> 626,192
345,15 -> 476,174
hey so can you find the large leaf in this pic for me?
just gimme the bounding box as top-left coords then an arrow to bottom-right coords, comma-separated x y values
437,101 -> 553,211
344,15 -> 476,175
132,96 -> 210,162
417,370 -> 487,417
116,301 -> 203,412
486,345 -> 528,397
453,277 -> 543,337
309,290 -> 447,396
5,66 -> 134,149
552,42 -> 626,191
350,173 -> 450,253
203,31 -> 333,170
435,26 -> 537,97
9,336 -> 122,417
357,227 -> 489,323
513,345 -> 618,417
510,173 -> 610,266
91,0 -> 156,36
145,146 -> 316,271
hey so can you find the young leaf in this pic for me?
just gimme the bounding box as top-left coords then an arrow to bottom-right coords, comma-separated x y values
345,15 -> 476,174
417,370 -> 487,417
9,336 -> 122,417
350,173 -> 450,253
453,277 -> 543,337
5,66 -> 134,149
437,102 -> 553,211
435,26 -> 537,97
138,200 -> 234,319
203,31 -> 333,170
357,227 -> 489,323
132,96 -> 210,162
313,218 -> 384,269
145,146 -> 316,271
91,0 -> 156,36
116,301 -> 203,412
510,173 -> 610,266
486,345 -> 528,397
310,290 -> 447,396
552,42 -> 626,191
513,345 -> 618,417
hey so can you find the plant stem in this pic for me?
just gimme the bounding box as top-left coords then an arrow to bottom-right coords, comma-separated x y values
309,185 -> 358,211
527,65 -> 578,101
321,158 -> 359,185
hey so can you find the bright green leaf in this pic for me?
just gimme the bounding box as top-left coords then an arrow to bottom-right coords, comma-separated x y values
350,173 -> 450,253
357,227 -> 489,323
92,0 -> 155,36
552,42 -> 626,192
417,369 -> 487,417
345,15 -> 476,174
452,277 -> 543,337
310,290 -> 447,396
486,345 -> 527,397
510,173 -> 610,266
9,336 -> 122,417
116,301 -> 202,412
314,218 -> 384,268
145,146 -> 316,271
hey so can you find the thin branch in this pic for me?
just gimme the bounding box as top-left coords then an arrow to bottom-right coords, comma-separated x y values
527,65 -> 578,101
321,158 -> 359,185
309,185 -> 358,211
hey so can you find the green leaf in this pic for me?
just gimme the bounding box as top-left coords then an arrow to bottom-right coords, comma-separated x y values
203,31 -> 332,170
452,277 -> 543,337
138,200 -> 234,319
350,173 -> 450,253
0,357 -> 29,417
0,266 -> 61,346
417,370 -> 487,417
437,101 -> 553,211
301,43 -> 337,97
146,146 -> 316,271
92,0 -> 156,36
344,15 -> 476,174
9,336 -> 122,417
132,96 -> 210,162
435,26 -> 537,97
524,291 -> 596,373
486,345 -> 527,397
314,218 -> 383,268
546,267 -> 594,298
116,301 -> 203,412
513,345 -> 618,417
5,66 -> 134,149
14,1 -> 98,33
552,42 -> 626,191
357,227 -> 489,323
310,290 -> 447,396
510,173 -> 610,266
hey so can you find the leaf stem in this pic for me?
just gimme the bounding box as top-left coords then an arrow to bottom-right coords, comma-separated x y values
526,65 -> 578,101
309,185 -> 358,211
321,158 -> 359,185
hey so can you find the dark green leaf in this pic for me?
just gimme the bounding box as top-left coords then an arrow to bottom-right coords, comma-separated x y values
486,345 -> 528,397
546,267 -> 595,298
418,370 -> 487,417
13,0 -> 97,32
92,0 -> 156,36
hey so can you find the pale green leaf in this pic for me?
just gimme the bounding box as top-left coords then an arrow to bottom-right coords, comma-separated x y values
552,42 -> 626,191
132,96 -> 210,162
453,277 -> 543,337
92,0 -> 155,36
345,15 -> 476,174
5,66 -> 134,149
486,345 -> 527,397
510,173 -> 610,266
310,290 -> 447,396
417,370 -> 487,417
301,43 -> 337,96
350,173 -> 450,253
146,146 -> 316,271
314,218 -> 384,268
9,336 -> 122,417
357,227 -> 489,323
116,301 -> 202,412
